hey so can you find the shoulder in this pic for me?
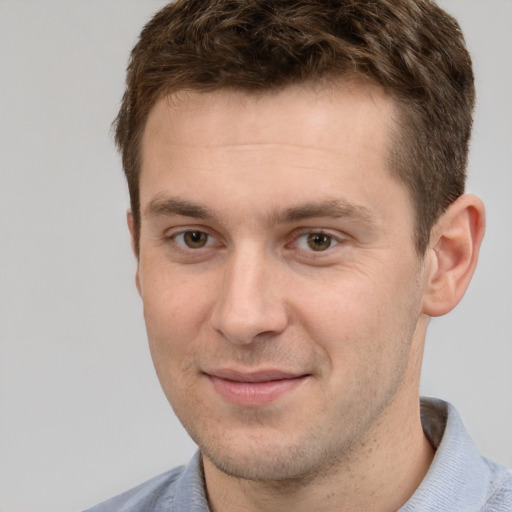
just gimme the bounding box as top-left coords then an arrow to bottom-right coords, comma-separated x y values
84,451 -> 209,512
483,460 -> 512,511
83,465 -> 186,512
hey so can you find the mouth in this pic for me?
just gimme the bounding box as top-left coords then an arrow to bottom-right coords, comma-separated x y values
204,368 -> 310,407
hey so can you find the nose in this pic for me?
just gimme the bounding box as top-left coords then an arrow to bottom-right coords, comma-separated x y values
209,246 -> 289,345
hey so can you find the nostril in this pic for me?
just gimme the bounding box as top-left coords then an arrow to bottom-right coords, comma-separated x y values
209,301 -> 288,345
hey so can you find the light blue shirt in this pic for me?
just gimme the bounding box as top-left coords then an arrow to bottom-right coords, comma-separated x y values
85,398 -> 512,511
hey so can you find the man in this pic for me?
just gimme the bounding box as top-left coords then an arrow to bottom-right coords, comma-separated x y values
86,0 -> 512,510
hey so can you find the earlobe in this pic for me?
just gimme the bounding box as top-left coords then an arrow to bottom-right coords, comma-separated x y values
422,194 -> 485,317
126,211 -> 142,296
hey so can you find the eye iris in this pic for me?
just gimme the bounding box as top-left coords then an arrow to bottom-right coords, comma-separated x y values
307,233 -> 332,251
183,231 -> 208,248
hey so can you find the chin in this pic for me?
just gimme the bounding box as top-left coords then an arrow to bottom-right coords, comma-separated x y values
199,432 -> 338,482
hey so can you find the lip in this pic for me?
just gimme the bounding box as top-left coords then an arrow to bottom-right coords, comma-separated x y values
204,369 -> 309,406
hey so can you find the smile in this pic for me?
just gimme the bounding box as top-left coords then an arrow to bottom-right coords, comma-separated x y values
205,369 -> 309,407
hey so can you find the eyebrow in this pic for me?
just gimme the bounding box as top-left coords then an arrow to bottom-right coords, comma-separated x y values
143,196 -> 376,225
144,196 -> 220,221
270,199 -> 377,224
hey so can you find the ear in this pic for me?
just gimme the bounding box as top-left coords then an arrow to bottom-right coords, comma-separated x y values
422,194 -> 485,317
127,211 -> 142,296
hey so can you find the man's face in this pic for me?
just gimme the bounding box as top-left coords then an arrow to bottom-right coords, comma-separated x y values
135,83 -> 430,481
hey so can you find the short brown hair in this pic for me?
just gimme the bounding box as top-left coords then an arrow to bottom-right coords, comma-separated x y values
115,0 -> 474,253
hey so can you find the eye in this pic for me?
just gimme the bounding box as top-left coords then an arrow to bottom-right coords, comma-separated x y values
173,230 -> 215,249
295,232 -> 340,252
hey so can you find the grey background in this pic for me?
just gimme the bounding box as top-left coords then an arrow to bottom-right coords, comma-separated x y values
0,1 -> 510,510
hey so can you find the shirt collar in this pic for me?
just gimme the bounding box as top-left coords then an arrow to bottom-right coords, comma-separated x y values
399,397 -> 492,511
173,451 -> 211,512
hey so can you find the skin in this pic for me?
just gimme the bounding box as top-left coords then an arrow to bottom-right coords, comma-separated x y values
131,82 -> 485,512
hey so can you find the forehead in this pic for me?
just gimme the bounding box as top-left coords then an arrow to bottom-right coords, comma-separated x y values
142,81 -> 397,160
138,82 -> 411,231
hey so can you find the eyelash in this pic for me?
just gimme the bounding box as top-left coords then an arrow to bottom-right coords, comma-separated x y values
292,231 -> 341,252
172,230 -> 218,249
166,228 -> 221,252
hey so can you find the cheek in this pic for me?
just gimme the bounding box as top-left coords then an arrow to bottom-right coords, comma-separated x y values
292,260 -> 421,373
140,268 -> 213,380
143,295 -> 202,411
294,271 -> 380,345
141,256 -> 211,332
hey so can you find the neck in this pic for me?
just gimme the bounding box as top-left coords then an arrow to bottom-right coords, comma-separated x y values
203,393 -> 435,512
